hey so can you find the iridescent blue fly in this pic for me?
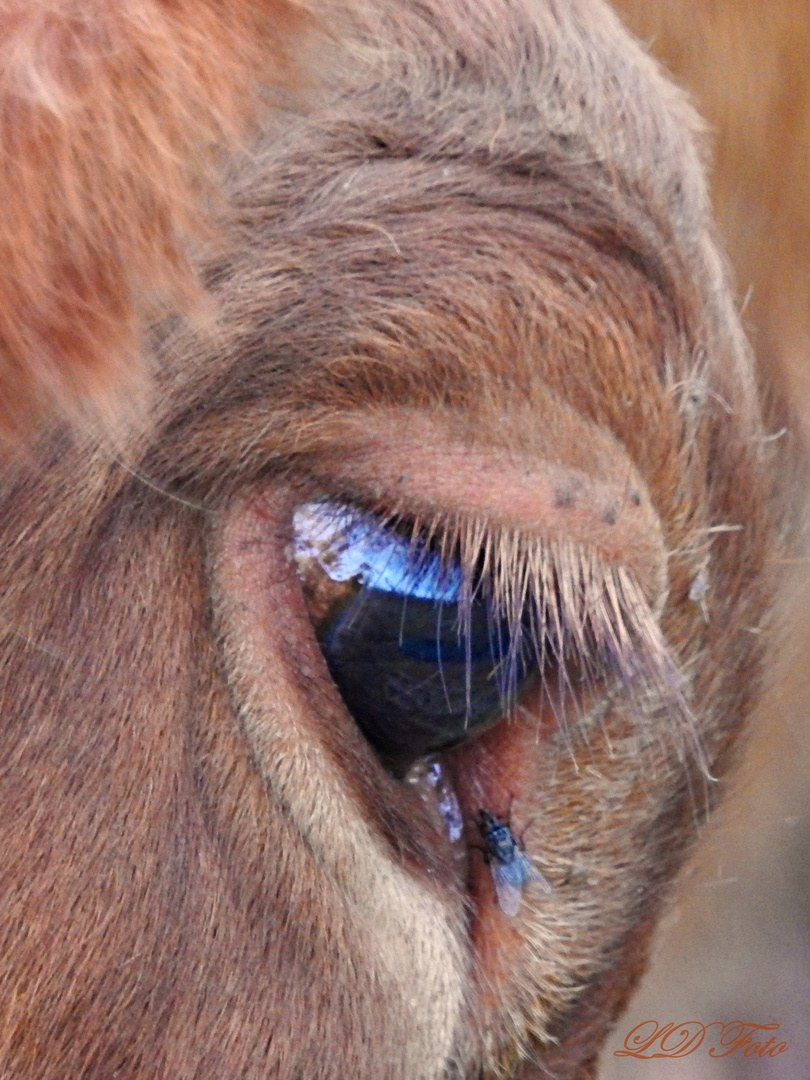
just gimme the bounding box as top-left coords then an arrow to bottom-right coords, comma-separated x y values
477,808 -> 552,916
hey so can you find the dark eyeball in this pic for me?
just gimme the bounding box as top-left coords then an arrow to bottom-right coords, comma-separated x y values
292,501 -> 534,762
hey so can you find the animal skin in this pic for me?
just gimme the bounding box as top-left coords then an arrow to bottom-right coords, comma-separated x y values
0,2 -> 781,1078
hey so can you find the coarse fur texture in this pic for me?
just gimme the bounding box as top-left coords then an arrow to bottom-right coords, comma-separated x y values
0,2 -> 781,1079
0,0 -> 310,443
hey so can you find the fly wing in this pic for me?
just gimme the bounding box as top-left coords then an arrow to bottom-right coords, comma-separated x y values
491,853 -> 552,915
490,863 -> 523,917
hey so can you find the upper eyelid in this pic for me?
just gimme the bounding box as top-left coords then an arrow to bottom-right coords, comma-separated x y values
293,496 -> 642,668
293,404 -> 667,614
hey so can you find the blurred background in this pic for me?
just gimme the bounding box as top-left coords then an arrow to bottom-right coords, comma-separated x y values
602,3 -> 810,1076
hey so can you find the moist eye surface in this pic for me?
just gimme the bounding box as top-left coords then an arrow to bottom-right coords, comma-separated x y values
292,501 -> 535,761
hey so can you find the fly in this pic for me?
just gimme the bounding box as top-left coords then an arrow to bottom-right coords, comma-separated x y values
477,807 -> 552,916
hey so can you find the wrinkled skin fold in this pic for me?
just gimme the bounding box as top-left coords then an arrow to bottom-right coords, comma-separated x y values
0,1 -> 777,1078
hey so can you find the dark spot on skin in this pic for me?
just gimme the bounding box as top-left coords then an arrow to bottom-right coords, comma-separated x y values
630,490 -> 642,507
554,486 -> 577,509
603,505 -> 618,526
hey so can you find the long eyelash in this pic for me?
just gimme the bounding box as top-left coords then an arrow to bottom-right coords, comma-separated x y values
377,506 -> 710,779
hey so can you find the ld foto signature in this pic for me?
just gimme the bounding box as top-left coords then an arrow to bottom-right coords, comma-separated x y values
615,1020 -> 789,1059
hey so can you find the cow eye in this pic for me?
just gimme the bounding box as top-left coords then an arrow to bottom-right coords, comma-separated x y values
292,501 -> 536,765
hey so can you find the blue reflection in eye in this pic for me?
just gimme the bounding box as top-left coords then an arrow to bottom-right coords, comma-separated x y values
293,503 -> 462,601
294,502 -> 533,761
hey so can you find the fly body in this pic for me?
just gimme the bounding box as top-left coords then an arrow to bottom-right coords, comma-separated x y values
477,808 -> 552,916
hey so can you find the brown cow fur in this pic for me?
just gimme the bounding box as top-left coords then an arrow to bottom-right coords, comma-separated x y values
0,1 -> 780,1078
0,0 -> 311,444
